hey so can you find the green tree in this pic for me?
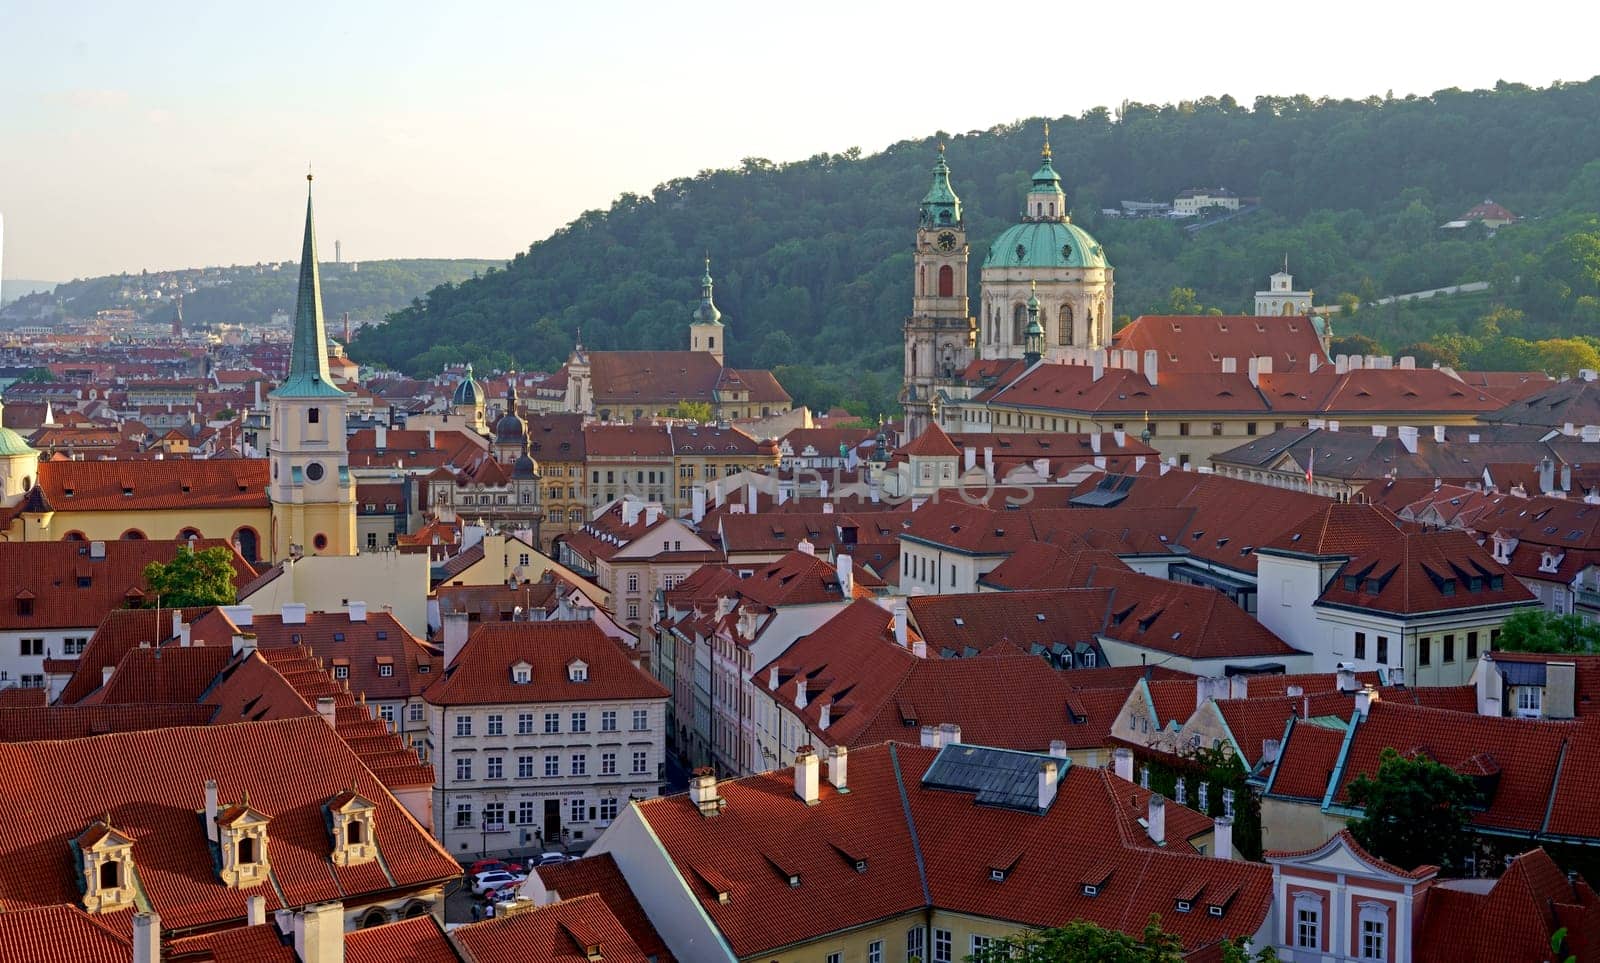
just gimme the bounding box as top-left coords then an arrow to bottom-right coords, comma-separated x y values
141,546 -> 239,608
968,915 -> 1276,962
668,401 -> 714,422
1534,337 -> 1600,377
1493,609 -> 1600,654
1330,333 -> 1382,357
1347,747 -> 1480,874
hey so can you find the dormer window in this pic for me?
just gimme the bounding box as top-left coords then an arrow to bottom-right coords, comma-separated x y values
990,868 -> 1008,882
215,797 -> 271,888
512,661 -> 532,684
75,819 -> 137,913
1082,883 -> 1099,897
327,790 -> 378,867
568,660 -> 588,683
1176,899 -> 1192,913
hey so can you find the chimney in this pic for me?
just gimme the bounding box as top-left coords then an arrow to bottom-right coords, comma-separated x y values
1335,354 -> 1349,374
691,487 -> 706,524
1547,662 -> 1577,720
869,479 -> 880,504
1561,464 -> 1573,493
102,665 -> 116,687
221,604 -> 253,627
282,603 -> 307,625
1398,426 -> 1419,454
1144,349 -> 1159,386
645,504 -> 661,526
90,540 -> 107,560
964,447 -> 977,472
1049,740 -> 1068,759
442,612 -> 470,668
1038,760 -> 1059,810
1328,420 -> 1340,433
818,702 -> 832,730
794,746 -> 821,805
983,447 -> 995,479
1032,457 -> 1050,480
1113,428 -> 1126,448
1308,353 -> 1320,373
828,745 -> 849,792
1354,686 -> 1375,720
912,637 -> 927,659
836,554 -> 855,597
1221,356 -> 1237,374
1540,456 -> 1556,495
1336,664 -> 1359,693
132,912 -> 160,963
893,601 -> 908,648
204,779 -> 219,843
1434,425 -> 1446,443
1214,817 -> 1234,861
246,894 -> 266,926
795,677 -> 808,710
939,722 -> 961,746
1092,351 -> 1105,382
920,724 -> 940,749
347,601 -> 367,623
688,768 -> 722,815
621,499 -> 640,526
747,483 -> 758,513
375,423 -> 387,449
1247,357 -> 1261,387
1090,432 -> 1102,454
1147,794 -> 1166,846
1114,747 -> 1134,782
1371,424 -> 1388,438
298,901 -> 344,963
797,538 -> 815,556
1261,738 -> 1282,764
768,666 -> 780,690
1399,355 -> 1416,370
316,696 -> 337,727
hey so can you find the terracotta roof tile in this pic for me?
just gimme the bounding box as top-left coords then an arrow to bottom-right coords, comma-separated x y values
0,541 -> 254,633
453,893 -> 649,963
343,915 -> 459,963
0,905 -> 131,963
1416,848 -> 1600,963
0,703 -> 216,741
532,852 -> 674,962
35,459 -> 269,512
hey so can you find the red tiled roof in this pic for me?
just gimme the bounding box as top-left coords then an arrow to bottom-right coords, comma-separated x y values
425,621 -> 667,706
900,422 -> 961,458
0,905 -> 132,963
979,543 -> 1133,590
0,687 -> 47,708
1265,828 -> 1438,879
1264,716 -> 1349,801
90,645 -> 234,705
0,541 -> 255,633
343,915 -> 459,963
582,424 -> 673,457
533,852 -> 674,962
1113,314 -> 1328,374
909,589 -> 1110,657
453,893 -> 649,963
0,716 -> 460,932
35,459 -> 269,512
238,611 -> 439,703
1313,527 -> 1534,616
1417,848 -> 1599,963
1083,568 -> 1301,660
167,922 -> 298,962
0,703 -> 216,741
58,607 -> 227,704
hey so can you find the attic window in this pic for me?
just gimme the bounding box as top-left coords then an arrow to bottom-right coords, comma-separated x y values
1082,884 -> 1099,897
953,618 -> 965,626
1343,576 -> 1358,592
990,868 -> 1008,882
1176,899 -> 1192,913
333,632 -> 345,642
1035,613 -> 1046,622
854,859 -> 868,873
567,660 -> 588,683
512,663 -> 531,684
1208,905 -> 1225,917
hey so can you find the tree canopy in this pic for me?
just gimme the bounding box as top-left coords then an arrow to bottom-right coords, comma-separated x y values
966,914 -> 1276,962
1348,746 -> 1481,874
1493,609 -> 1600,654
141,546 -> 239,608
348,78 -> 1600,416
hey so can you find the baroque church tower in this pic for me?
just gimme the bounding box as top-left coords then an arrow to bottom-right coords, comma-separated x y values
267,174 -> 356,559
689,257 -> 725,365
902,145 -> 976,440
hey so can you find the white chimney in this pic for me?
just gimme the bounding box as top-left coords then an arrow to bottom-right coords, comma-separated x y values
1038,760 -> 1059,810
1032,457 -> 1050,480
1049,740 -> 1068,759
1398,426 -> 1419,454
828,745 -> 849,792
1092,351 -> 1105,382
893,601 -> 909,648
1336,664 -> 1359,693
1355,686 -> 1376,720
1214,817 -> 1234,861
1371,424 -> 1388,438
746,482 -> 758,513
316,696 -> 337,727
795,747 -> 821,805
818,702 -> 832,730
1114,747 -> 1134,782
912,638 -> 927,659
348,601 -> 367,623
204,779 -> 219,843
1336,354 -> 1349,374
688,768 -> 722,815
920,724 -> 940,749
442,612 -> 470,668
836,554 -> 854,597
1309,353 -> 1320,373
939,722 -> 961,746
964,447 -> 977,471
102,665 -> 116,687
644,504 -> 662,526
1144,349 -> 1159,386
1221,357 -> 1237,374
797,538 -> 815,556
621,499 -> 640,526
1399,355 -> 1416,370
133,912 -> 160,963
282,603 -> 307,625
794,677 -> 808,710
1090,432 -> 1102,454
768,666 -> 780,690
1247,357 -> 1262,387
1147,794 -> 1166,846
691,487 -> 706,524
375,424 -> 387,449
221,603 -> 253,627
1261,738 -> 1282,764
1433,425 -> 1446,443
298,901 -> 344,963
1113,428 -> 1126,448
247,894 -> 266,926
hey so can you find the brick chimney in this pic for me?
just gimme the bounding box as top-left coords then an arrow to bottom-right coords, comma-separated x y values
794,746 -> 820,805
1147,794 -> 1166,847
1038,760 -> 1059,810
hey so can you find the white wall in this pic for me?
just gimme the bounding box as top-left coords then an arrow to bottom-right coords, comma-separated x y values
242,551 -> 429,638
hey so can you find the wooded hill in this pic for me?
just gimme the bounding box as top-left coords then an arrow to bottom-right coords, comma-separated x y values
351,78 -> 1600,415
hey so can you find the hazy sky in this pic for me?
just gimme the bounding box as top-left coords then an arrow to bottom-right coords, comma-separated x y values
3,0 -> 1597,281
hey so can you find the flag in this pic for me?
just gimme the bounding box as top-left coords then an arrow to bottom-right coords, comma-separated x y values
1305,448 -> 1314,486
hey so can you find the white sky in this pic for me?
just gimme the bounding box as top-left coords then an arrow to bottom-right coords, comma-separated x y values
3,0 -> 1598,280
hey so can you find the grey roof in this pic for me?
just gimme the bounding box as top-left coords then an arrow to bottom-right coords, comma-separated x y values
1069,474 -> 1138,507
1213,426 -> 1576,482
920,743 -> 1060,812
1481,379 -> 1600,429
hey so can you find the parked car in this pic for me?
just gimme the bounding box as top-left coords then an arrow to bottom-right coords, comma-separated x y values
534,852 -> 573,866
488,881 -> 524,902
471,870 -> 527,895
468,859 -> 523,876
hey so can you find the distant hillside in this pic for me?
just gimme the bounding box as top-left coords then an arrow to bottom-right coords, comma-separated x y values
0,280 -> 57,306
341,78 -> 1600,413
3,259 -> 500,327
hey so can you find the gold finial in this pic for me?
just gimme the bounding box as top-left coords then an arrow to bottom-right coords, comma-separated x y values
307,162 -> 313,184
937,141 -> 946,155
1042,121 -> 1052,160
1031,280 -> 1037,293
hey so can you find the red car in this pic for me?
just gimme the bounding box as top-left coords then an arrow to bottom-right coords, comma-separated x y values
468,859 -> 523,876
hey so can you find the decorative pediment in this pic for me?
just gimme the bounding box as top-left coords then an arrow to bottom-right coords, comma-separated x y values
216,796 -> 272,888
327,789 -> 378,867
1267,830 -> 1437,885
74,819 -> 137,913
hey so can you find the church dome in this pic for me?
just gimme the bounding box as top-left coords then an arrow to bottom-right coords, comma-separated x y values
495,411 -> 527,443
983,221 -> 1109,270
452,365 -> 485,408
0,424 -> 33,459
512,453 -> 539,479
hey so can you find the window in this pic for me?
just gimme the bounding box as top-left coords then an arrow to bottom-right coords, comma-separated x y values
62,636 -> 88,656
1419,637 -> 1432,666
934,928 -> 952,963
334,665 -> 349,680
1359,906 -> 1387,960
827,954 -> 841,963
971,936 -> 996,961
599,797 -> 619,821
601,752 -> 617,775
1179,422 -> 1191,437
632,708 -> 649,731
454,803 -> 472,828
512,664 -> 531,684
486,756 -> 503,779
408,703 -> 424,723
568,797 -> 586,824
545,754 -> 560,777
518,712 -> 534,734
571,753 -> 587,776
455,757 -> 472,781
1377,636 -> 1389,664
483,802 -> 504,831
378,704 -> 395,726
632,750 -> 649,774
545,712 -> 560,733
601,710 -> 617,732
1467,631 -> 1479,660
308,407 -> 320,424
1354,631 -> 1366,660
487,714 -> 504,736
1517,685 -> 1543,718
518,800 -> 536,826
367,532 -> 377,551
455,715 -> 473,737
907,927 -> 926,962
627,602 -> 639,620
18,638 -> 43,657
1443,634 -> 1456,663
19,674 -> 43,689
868,940 -> 883,963
1210,421 -> 1223,436
518,553 -> 530,566
378,663 -> 393,677
627,573 -> 639,593
1246,422 -> 1258,436
518,755 -> 534,779
571,711 -> 587,733
1296,898 -> 1321,949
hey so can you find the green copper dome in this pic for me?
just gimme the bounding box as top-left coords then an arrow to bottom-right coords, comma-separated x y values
984,221 -> 1110,269
920,145 -> 962,228
693,257 -> 723,326
0,401 -> 34,459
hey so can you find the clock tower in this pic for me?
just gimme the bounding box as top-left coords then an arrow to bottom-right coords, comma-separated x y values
902,145 -> 976,439
267,174 -> 357,560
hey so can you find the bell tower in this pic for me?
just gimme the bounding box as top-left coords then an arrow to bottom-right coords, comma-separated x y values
902,144 -> 976,439
267,173 -> 356,559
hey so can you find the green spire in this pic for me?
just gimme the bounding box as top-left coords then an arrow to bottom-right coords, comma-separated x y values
693,255 -> 723,326
1024,281 -> 1044,365
919,143 -> 962,228
274,173 -> 346,399
1026,122 -> 1067,221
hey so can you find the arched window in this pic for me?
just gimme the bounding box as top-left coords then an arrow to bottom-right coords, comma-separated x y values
232,527 -> 260,563
402,901 -> 430,919
937,265 -> 954,298
179,528 -> 202,541
121,529 -> 146,541
1049,202 -> 1055,217
238,837 -> 255,865
1013,303 -> 1028,344
99,859 -> 119,890
63,531 -> 87,541
360,907 -> 388,929
1059,303 -> 1075,345
347,821 -> 363,845
1282,301 -> 1296,316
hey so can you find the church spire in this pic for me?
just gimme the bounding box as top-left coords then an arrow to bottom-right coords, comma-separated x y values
920,142 -> 962,227
276,174 -> 344,397
1026,121 -> 1067,222
694,255 -> 723,326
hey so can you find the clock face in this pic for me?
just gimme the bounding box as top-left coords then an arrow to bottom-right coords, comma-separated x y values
305,461 -> 325,482
936,231 -> 958,252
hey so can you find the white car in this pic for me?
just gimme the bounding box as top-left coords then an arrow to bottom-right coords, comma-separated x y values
471,869 -> 527,895
534,852 -> 572,866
